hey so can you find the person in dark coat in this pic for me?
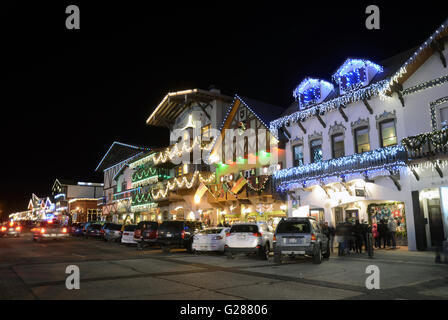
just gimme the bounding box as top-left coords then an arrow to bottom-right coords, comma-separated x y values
378,219 -> 388,248
354,220 -> 363,254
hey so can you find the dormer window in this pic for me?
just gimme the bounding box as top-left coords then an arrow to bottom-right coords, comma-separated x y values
333,59 -> 383,94
293,78 -> 334,110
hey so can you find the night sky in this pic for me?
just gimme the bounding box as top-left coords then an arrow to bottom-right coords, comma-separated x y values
1,1 -> 447,218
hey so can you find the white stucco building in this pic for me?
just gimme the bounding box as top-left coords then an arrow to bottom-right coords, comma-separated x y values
271,19 -> 448,251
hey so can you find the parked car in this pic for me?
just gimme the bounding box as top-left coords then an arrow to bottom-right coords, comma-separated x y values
224,222 -> 273,260
121,224 -> 138,245
32,220 -> 69,242
157,220 -> 204,253
86,223 -> 103,239
82,221 -> 104,238
72,223 -> 85,237
104,223 -> 123,242
0,222 -> 22,238
273,217 -> 330,264
100,223 -> 116,239
192,227 -> 229,253
134,221 -> 158,249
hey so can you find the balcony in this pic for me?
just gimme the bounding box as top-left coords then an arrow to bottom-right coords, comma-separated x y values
273,145 -> 407,192
132,166 -> 170,187
402,128 -> 448,160
113,190 -> 134,202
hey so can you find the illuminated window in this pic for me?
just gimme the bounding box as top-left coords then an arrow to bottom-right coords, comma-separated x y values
293,144 -> 304,167
355,127 -> 370,153
331,134 -> 345,158
310,139 -> 323,163
379,120 -> 397,147
201,124 -> 211,140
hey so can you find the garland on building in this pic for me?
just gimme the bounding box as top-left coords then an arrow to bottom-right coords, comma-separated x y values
402,127 -> 448,154
246,176 -> 270,192
152,136 -> 216,165
150,171 -> 215,200
270,80 -> 389,131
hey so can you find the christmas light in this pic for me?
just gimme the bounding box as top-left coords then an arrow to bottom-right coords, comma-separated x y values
270,80 -> 389,131
273,145 -> 407,192
380,19 -> 448,96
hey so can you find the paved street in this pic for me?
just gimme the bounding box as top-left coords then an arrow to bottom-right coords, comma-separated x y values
0,234 -> 447,300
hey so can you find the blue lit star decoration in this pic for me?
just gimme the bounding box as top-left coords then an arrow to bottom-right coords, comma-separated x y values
293,78 -> 334,110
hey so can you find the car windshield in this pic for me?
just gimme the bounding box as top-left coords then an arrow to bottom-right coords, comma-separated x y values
276,221 -> 311,234
124,225 -> 136,231
230,225 -> 258,233
199,228 -> 223,234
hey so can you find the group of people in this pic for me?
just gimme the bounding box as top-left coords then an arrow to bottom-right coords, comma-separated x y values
372,218 -> 399,249
332,220 -> 372,256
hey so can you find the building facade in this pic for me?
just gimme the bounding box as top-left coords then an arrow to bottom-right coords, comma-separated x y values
271,19 -> 448,251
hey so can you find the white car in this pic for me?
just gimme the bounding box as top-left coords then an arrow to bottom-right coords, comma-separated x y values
225,222 -> 274,260
192,227 -> 230,253
121,224 -> 137,245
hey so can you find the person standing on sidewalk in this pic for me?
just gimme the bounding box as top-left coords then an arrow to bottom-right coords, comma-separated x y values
388,218 -> 397,249
328,223 -> 336,253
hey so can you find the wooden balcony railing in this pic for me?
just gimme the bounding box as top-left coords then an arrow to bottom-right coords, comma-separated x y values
402,128 -> 448,159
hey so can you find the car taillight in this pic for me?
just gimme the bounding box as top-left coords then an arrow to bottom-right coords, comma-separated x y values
40,228 -> 46,234
253,232 -> 262,237
226,232 -> 231,237
9,222 -> 14,227
1,226 -> 7,231
181,230 -> 185,239
156,230 -> 159,238
273,235 -> 276,242
15,226 -> 21,231
311,234 -> 317,241
62,228 -> 67,233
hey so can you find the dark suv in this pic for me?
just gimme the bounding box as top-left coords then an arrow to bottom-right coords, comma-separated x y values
134,221 -> 158,249
157,220 -> 204,253
273,217 -> 330,264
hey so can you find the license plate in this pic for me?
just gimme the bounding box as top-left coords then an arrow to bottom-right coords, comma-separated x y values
238,235 -> 246,240
167,233 -> 172,237
287,238 -> 303,244
51,234 -> 56,237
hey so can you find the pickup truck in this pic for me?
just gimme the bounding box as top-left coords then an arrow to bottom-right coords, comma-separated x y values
32,220 -> 69,242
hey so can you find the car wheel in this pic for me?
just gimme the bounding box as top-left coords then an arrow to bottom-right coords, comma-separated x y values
313,246 -> 322,264
274,252 -> 282,263
323,243 -> 330,259
226,250 -> 234,260
259,243 -> 270,260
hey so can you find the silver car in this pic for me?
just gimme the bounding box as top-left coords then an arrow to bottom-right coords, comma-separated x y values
273,217 -> 330,264
224,222 -> 274,260
104,223 -> 123,242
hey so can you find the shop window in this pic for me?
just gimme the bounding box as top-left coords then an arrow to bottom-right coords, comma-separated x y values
310,139 -> 323,163
293,144 -> 304,167
354,127 -> 370,153
331,133 -> 345,158
379,120 -> 397,147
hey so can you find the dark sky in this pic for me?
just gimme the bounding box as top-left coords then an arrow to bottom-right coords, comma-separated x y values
1,1 -> 447,217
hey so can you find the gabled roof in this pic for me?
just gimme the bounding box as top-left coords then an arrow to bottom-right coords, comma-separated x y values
210,94 -> 285,157
271,18 -> 448,130
95,141 -> 151,172
146,88 -> 233,127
